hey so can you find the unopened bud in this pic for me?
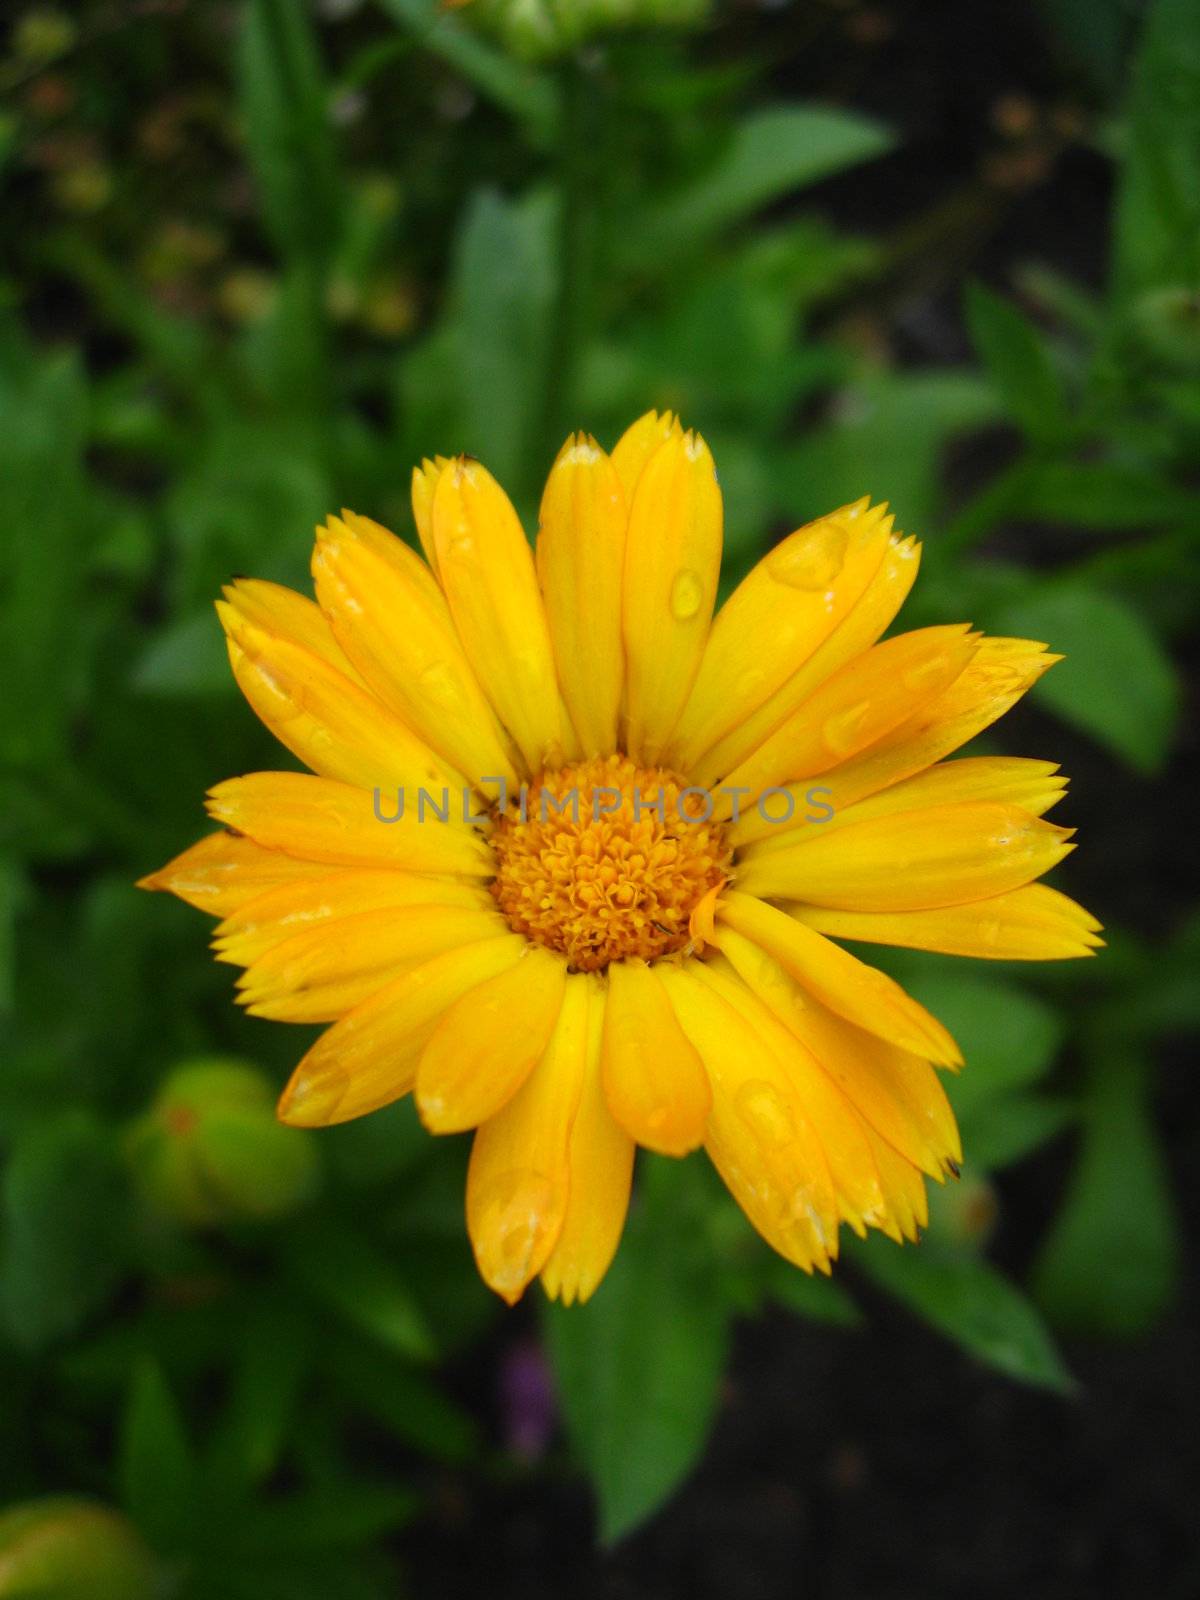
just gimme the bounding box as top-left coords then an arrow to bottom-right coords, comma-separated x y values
126,1057 -> 319,1228
0,1497 -> 158,1600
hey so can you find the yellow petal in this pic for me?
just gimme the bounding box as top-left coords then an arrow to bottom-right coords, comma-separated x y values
541,981 -> 635,1304
737,802 -> 1074,910
536,434 -> 627,758
236,902 -> 509,1022
622,428 -> 723,765
416,947 -> 568,1132
432,458 -> 563,770
712,930 -> 960,1177
657,963 -> 837,1272
792,882 -> 1103,961
696,959 -> 888,1237
313,518 -> 518,793
600,957 -> 711,1155
669,500 -> 901,772
863,1127 -> 929,1242
137,831 -> 328,917
206,773 -> 493,875
729,637 -> 1059,849
278,936 -> 525,1126
218,602 -> 466,796
466,974 -> 593,1304
712,891 -> 961,1066
410,457 -> 454,575
715,625 -> 978,814
220,578 -> 364,682
609,408 -> 679,502
686,528 -> 921,788
213,870 -> 492,967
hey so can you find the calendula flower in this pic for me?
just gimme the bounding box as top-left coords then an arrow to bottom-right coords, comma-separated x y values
141,412 -> 1100,1304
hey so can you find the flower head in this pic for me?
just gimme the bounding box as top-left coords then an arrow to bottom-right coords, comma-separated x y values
141,412 -> 1100,1304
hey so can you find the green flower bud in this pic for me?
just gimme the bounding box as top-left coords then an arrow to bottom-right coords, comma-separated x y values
468,0 -> 711,61
127,1058 -> 319,1228
0,1497 -> 158,1600
1130,287 -> 1200,371
925,1165 -> 998,1249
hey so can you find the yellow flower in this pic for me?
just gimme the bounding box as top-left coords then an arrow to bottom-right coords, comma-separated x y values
140,413 -> 1101,1305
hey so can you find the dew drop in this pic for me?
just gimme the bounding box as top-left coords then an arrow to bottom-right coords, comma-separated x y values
472,1169 -> 557,1293
901,653 -> 952,693
734,1078 -> 797,1151
767,523 -> 849,590
822,701 -> 873,758
669,568 -> 705,621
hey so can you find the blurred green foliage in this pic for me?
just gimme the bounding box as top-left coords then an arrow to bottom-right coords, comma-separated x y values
0,0 -> 1197,1581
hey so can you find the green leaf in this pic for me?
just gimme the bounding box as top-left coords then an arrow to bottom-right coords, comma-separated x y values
994,581 -> 1180,773
1017,459 -> 1199,528
853,1237 -> 1075,1393
131,610 -> 235,696
119,1361 -> 197,1550
330,1333 -> 479,1462
0,1111 -> 128,1348
374,0 -> 557,138
452,186 -> 558,493
222,1483 -> 418,1553
206,1297 -> 317,1495
284,1220 -> 435,1362
962,1092 -> 1076,1171
1033,1050 -> 1179,1336
767,1261 -> 862,1326
1112,0 -> 1200,304
0,349 -> 89,772
965,280 -> 1069,442
622,104 -> 893,266
780,370 -> 1000,532
543,1160 -> 729,1543
239,0 -> 341,265
895,973 -> 1064,1119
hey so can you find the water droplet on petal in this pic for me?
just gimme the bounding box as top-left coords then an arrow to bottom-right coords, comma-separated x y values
472,1168 -> 558,1296
822,701 -> 873,758
767,523 -> 849,590
734,1078 -> 797,1151
669,568 -> 705,621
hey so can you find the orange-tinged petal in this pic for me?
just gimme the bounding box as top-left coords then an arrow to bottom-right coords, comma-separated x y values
600,957 -> 711,1155
278,936 -> 526,1126
416,947 -> 568,1132
658,963 -> 837,1272
712,929 -> 961,1177
670,500 -> 900,773
213,870 -> 492,967
466,974 -> 593,1304
609,408 -> 679,502
432,458 -> 563,770
792,882 -> 1103,961
218,603 -> 466,796
737,802 -> 1074,910
712,891 -> 961,1066
137,831 -> 329,917
541,981 -> 635,1304
206,773 -> 493,876
536,434 -> 627,757
729,636 -> 1060,848
313,519 -> 518,793
715,625 -> 978,814
236,902 -> 508,1022
622,428 -> 723,765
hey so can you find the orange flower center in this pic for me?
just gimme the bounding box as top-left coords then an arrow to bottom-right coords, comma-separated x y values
490,754 -> 731,972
